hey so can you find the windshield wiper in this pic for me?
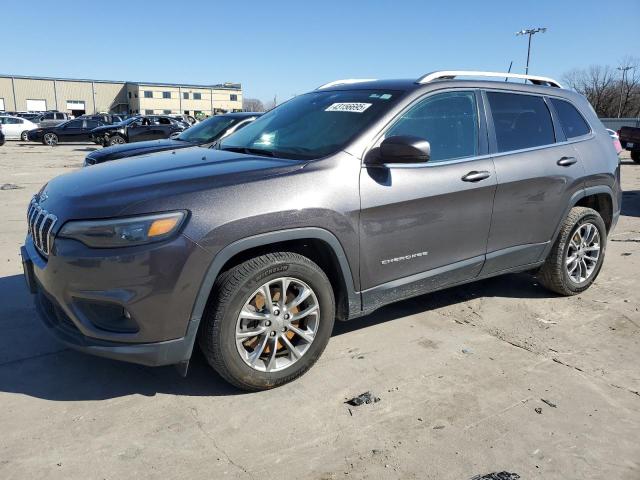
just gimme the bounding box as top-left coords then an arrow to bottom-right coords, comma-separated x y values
218,146 -> 276,157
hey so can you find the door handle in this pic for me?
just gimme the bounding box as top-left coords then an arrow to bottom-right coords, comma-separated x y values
461,170 -> 491,182
557,156 -> 577,166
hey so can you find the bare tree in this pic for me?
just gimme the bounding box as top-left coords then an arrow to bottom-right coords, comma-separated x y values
563,59 -> 640,117
242,98 -> 265,112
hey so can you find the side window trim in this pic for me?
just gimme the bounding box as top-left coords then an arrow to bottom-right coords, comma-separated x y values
483,88 -> 559,155
366,88 -> 488,167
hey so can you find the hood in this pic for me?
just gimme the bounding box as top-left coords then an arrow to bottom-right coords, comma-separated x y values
87,139 -> 194,163
36,147 -> 306,222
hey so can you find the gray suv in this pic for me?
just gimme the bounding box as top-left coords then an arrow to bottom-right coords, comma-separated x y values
21,71 -> 621,391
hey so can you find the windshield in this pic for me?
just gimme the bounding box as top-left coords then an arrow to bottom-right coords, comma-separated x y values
219,90 -> 401,159
177,116 -> 239,143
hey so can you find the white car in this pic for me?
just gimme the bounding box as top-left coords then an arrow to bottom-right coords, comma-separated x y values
0,116 -> 38,141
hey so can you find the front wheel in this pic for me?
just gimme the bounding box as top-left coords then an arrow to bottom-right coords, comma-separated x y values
199,252 -> 335,391
108,135 -> 126,146
43,133 -> 58,146
631,151 -> 640,163
537,207 -> 606,295
21,131 -> 29,141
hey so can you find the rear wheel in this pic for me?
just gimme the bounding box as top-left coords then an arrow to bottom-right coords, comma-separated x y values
631,151 -> 640,163
43,133 -> 58,146
199,252 -> 335,391
537,207 -> 606,295
108,135 -> 126,146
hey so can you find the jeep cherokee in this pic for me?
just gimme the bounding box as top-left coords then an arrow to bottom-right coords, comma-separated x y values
21,71 -> 621,391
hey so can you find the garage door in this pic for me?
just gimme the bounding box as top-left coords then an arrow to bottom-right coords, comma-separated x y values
26,99 -> 47,111
66,100 -> 85,110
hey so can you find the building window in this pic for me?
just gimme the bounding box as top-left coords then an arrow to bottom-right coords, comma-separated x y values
145,109 -> 154,114
230,94 -> 238,101
183,92 -> 189,99
184,110 -> 190,114
163,91 -> 171,99
128,92 -> 131,98
193,93 -> 202,100
144,91 -> 153,98
163,109 -> 172,114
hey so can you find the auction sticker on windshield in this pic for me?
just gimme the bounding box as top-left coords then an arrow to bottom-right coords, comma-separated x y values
325,103 -> 372,113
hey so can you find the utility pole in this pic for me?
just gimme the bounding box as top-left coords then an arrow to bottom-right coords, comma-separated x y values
617,65 -> 633,118
516,27 -> 547,76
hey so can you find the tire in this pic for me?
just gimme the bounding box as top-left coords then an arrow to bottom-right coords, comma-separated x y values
43,133 -> 58,146
108,135 -> 126,146
537,207 -> 606,296
199,252 -> 335,391
20,131 -> 29,141
631,151 -> 640,163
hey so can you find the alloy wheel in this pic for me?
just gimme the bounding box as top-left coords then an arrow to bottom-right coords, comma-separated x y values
44,133 -> 57,146
566,222 -> 601,283
235,277 -> 320,372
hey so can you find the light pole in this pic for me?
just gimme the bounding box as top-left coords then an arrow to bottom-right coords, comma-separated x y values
516,28 -> 547,76
617,66 -> 633,118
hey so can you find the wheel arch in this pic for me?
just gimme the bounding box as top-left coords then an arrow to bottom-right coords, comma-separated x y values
542,185 -> 615,261
185,228 -> 361,352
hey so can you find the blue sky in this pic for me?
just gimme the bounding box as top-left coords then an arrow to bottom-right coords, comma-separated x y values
2,0 -> 639,103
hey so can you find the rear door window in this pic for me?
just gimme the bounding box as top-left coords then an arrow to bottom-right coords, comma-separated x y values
486,92 -> 555,152
386,91 -> 479,162
550,98 -> 590,139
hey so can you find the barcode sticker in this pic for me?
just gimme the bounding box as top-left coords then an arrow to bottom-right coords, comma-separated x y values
325,103 -> 372,113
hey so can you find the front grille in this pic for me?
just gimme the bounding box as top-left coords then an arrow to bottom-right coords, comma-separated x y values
27,198 -> 57,256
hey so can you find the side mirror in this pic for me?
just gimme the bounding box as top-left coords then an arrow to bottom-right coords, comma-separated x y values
373,135 -> 431,164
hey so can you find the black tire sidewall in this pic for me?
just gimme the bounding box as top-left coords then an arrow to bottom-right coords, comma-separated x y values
109,135 -> 125,146
561,212 -> 607,292
213,257 -> 335,389
631,151 -> 640,163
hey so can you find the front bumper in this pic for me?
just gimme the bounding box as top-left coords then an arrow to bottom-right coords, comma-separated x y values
21,233 -> 212,367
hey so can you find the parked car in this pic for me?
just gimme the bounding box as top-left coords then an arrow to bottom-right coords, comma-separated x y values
0,115 -> 38,140
27,118 -> 107,145
0,126 -> 4,146
84,112 -> 261,166
81,113 -> 125,125
35,111 -> 70,127
16,112 -> 42,122
618,126 -> 640,163
171,114 -> 198,125
606,129 -> 623,155
90,115 -> 189,146
21,70 -> 621,391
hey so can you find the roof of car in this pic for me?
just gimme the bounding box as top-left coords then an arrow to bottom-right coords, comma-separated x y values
316,78 -> 567,93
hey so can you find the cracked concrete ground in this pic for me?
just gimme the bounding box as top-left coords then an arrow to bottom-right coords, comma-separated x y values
0,142 -> 638,479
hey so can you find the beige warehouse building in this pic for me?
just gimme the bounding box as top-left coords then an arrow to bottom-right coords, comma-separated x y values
0,74 -> 243,117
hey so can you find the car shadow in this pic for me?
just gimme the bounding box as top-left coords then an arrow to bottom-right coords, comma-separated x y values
72,147 -> 98,152
621,190 -> 640,217
0,268 -> 554,401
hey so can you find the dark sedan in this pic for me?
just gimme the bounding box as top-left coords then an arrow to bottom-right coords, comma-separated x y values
27,118 -> 107,145
0,126 -> 4,146
90,115 -> 189,147
84,112 -> 261,166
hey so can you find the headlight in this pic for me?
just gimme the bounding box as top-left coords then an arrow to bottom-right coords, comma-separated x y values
58,211 -> 187,248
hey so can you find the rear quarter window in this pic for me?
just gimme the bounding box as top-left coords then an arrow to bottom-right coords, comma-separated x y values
550,98 -> 590,139
486,92 -> 555,153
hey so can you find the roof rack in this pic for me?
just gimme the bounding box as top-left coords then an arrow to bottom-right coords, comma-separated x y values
317,78 -> 377,90
416,70 -> 563,88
